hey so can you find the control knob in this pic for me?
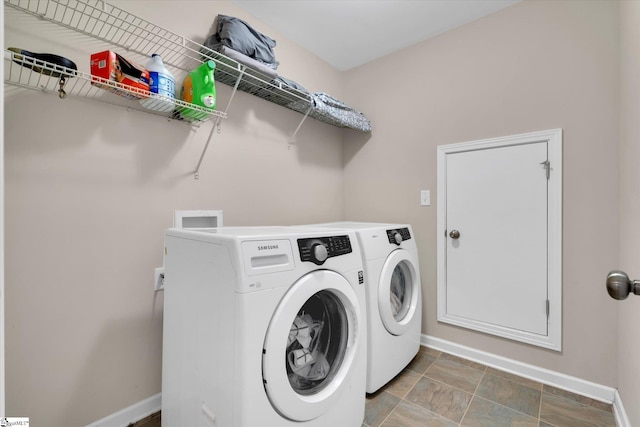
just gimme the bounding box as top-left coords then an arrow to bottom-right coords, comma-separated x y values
393,232 -> 403,245
311,243 -> 328,264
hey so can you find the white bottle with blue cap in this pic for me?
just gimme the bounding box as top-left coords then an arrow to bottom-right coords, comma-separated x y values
140,53 -> 176,112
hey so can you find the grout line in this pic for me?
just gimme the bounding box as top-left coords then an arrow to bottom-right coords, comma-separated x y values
458,368 -> 487,425
471,395 -> 540,423
376,392 -> 401,427
397,398 -> 462,426
458,394 -> 476,425
538,387 -> 544,424
421,370 -> 478,398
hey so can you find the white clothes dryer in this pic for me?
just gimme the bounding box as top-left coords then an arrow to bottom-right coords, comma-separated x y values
307,222 -> 422,393
161,226 -> 367,427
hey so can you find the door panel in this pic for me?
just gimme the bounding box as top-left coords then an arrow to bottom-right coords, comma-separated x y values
445,142 -> 548,335
437,130 -> 562,350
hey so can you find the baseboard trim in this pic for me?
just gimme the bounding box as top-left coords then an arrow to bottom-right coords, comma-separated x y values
422,334 -> 616,404
85,393 -> 161,427
613,389 -> 631,427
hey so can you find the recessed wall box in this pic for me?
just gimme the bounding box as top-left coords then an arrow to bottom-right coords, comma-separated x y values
174,210 -> 223,229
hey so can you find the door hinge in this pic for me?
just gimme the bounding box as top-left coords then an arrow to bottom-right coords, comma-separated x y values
546,299 -> 550,318
540,160 -> 550,180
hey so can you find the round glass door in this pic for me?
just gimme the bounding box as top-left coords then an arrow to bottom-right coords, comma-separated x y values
378,250 -> 421,335
390,261 -> 413,321
287,290 -> 348,396
262,270 -> 361,421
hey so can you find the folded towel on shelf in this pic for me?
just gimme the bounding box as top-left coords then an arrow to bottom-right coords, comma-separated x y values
203,14 -> 278,70
207,44 -> 278,80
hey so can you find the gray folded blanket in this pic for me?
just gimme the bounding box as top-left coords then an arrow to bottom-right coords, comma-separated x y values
204,14 -> 278,70
288,92 -> 371,132
311,92 -> 372,132
212,44 -> 277,79
200,15 -> 371,132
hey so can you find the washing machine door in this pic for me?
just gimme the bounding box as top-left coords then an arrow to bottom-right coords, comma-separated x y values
262,270 -> 361,422
378,249 -> 421,336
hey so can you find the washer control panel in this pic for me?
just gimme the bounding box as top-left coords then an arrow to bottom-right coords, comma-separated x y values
386,227 -> 412,245
298,235 -> 352,265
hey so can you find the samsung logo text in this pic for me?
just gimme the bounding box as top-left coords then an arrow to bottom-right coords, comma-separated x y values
258,245 -> 279,251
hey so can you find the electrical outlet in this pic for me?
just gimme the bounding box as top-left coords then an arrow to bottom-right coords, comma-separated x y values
154,267 -> 165,291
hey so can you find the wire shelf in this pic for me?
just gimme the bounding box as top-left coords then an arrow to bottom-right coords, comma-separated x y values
4,49 -> 227,123
3,0 -> 347,176
205,49 -> 312,108
4,0 -> 314,110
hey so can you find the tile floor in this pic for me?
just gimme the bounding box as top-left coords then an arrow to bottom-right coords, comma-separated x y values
132,347 -> 617,427
364,346 -> 617,427
130,411 -> 160,427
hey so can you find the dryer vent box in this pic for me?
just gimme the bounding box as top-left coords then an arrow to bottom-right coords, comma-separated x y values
174,210 -> 223,229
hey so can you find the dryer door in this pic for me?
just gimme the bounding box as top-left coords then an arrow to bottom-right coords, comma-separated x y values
262,270 -> 361,422
378,249 -> 421,336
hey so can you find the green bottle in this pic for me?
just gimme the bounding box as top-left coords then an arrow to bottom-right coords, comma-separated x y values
180,60 -> 216,120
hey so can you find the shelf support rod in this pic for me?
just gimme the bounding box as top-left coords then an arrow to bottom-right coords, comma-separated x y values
193,66 -> 245,179
193,119 -> 220,179
227,66 -> 246,103
290,105 -> 313,144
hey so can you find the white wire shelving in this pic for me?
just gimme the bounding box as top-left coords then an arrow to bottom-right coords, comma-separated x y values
4,0 -> 316,177
4,49 -> 227,124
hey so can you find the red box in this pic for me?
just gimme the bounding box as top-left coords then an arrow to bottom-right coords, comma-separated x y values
90,50 -> 150,99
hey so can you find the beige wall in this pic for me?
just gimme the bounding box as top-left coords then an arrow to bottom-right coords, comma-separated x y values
5,0 -> 634,425
344,0 -> 620,387
4,1 -> 346,425
618,1 -> 640,425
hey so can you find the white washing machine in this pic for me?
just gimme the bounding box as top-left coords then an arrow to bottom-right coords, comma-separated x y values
161,226 -> 367,427
307,222 -> 422,393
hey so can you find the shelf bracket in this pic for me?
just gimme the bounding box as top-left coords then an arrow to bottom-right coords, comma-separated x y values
193,66 -> 245,179
193,118 -> 220,180
226,66 -> 245,110
290,105 -> 313,145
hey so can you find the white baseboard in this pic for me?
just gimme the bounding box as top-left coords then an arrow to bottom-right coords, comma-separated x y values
422,334 -> 617,404
613,389 -> 631,427
85,393 -> 161,427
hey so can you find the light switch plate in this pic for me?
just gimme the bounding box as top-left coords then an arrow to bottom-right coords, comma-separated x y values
421,190 -> 431,206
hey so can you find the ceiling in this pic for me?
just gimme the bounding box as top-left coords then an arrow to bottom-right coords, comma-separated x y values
230,0 -> 520,71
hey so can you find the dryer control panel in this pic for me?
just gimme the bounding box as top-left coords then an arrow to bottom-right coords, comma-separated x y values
298,235 -> 352,265
387,227 -> 412,245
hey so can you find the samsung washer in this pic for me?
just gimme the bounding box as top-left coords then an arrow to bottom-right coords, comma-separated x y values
306,222 -> 422,393
161,226 -> 367,426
